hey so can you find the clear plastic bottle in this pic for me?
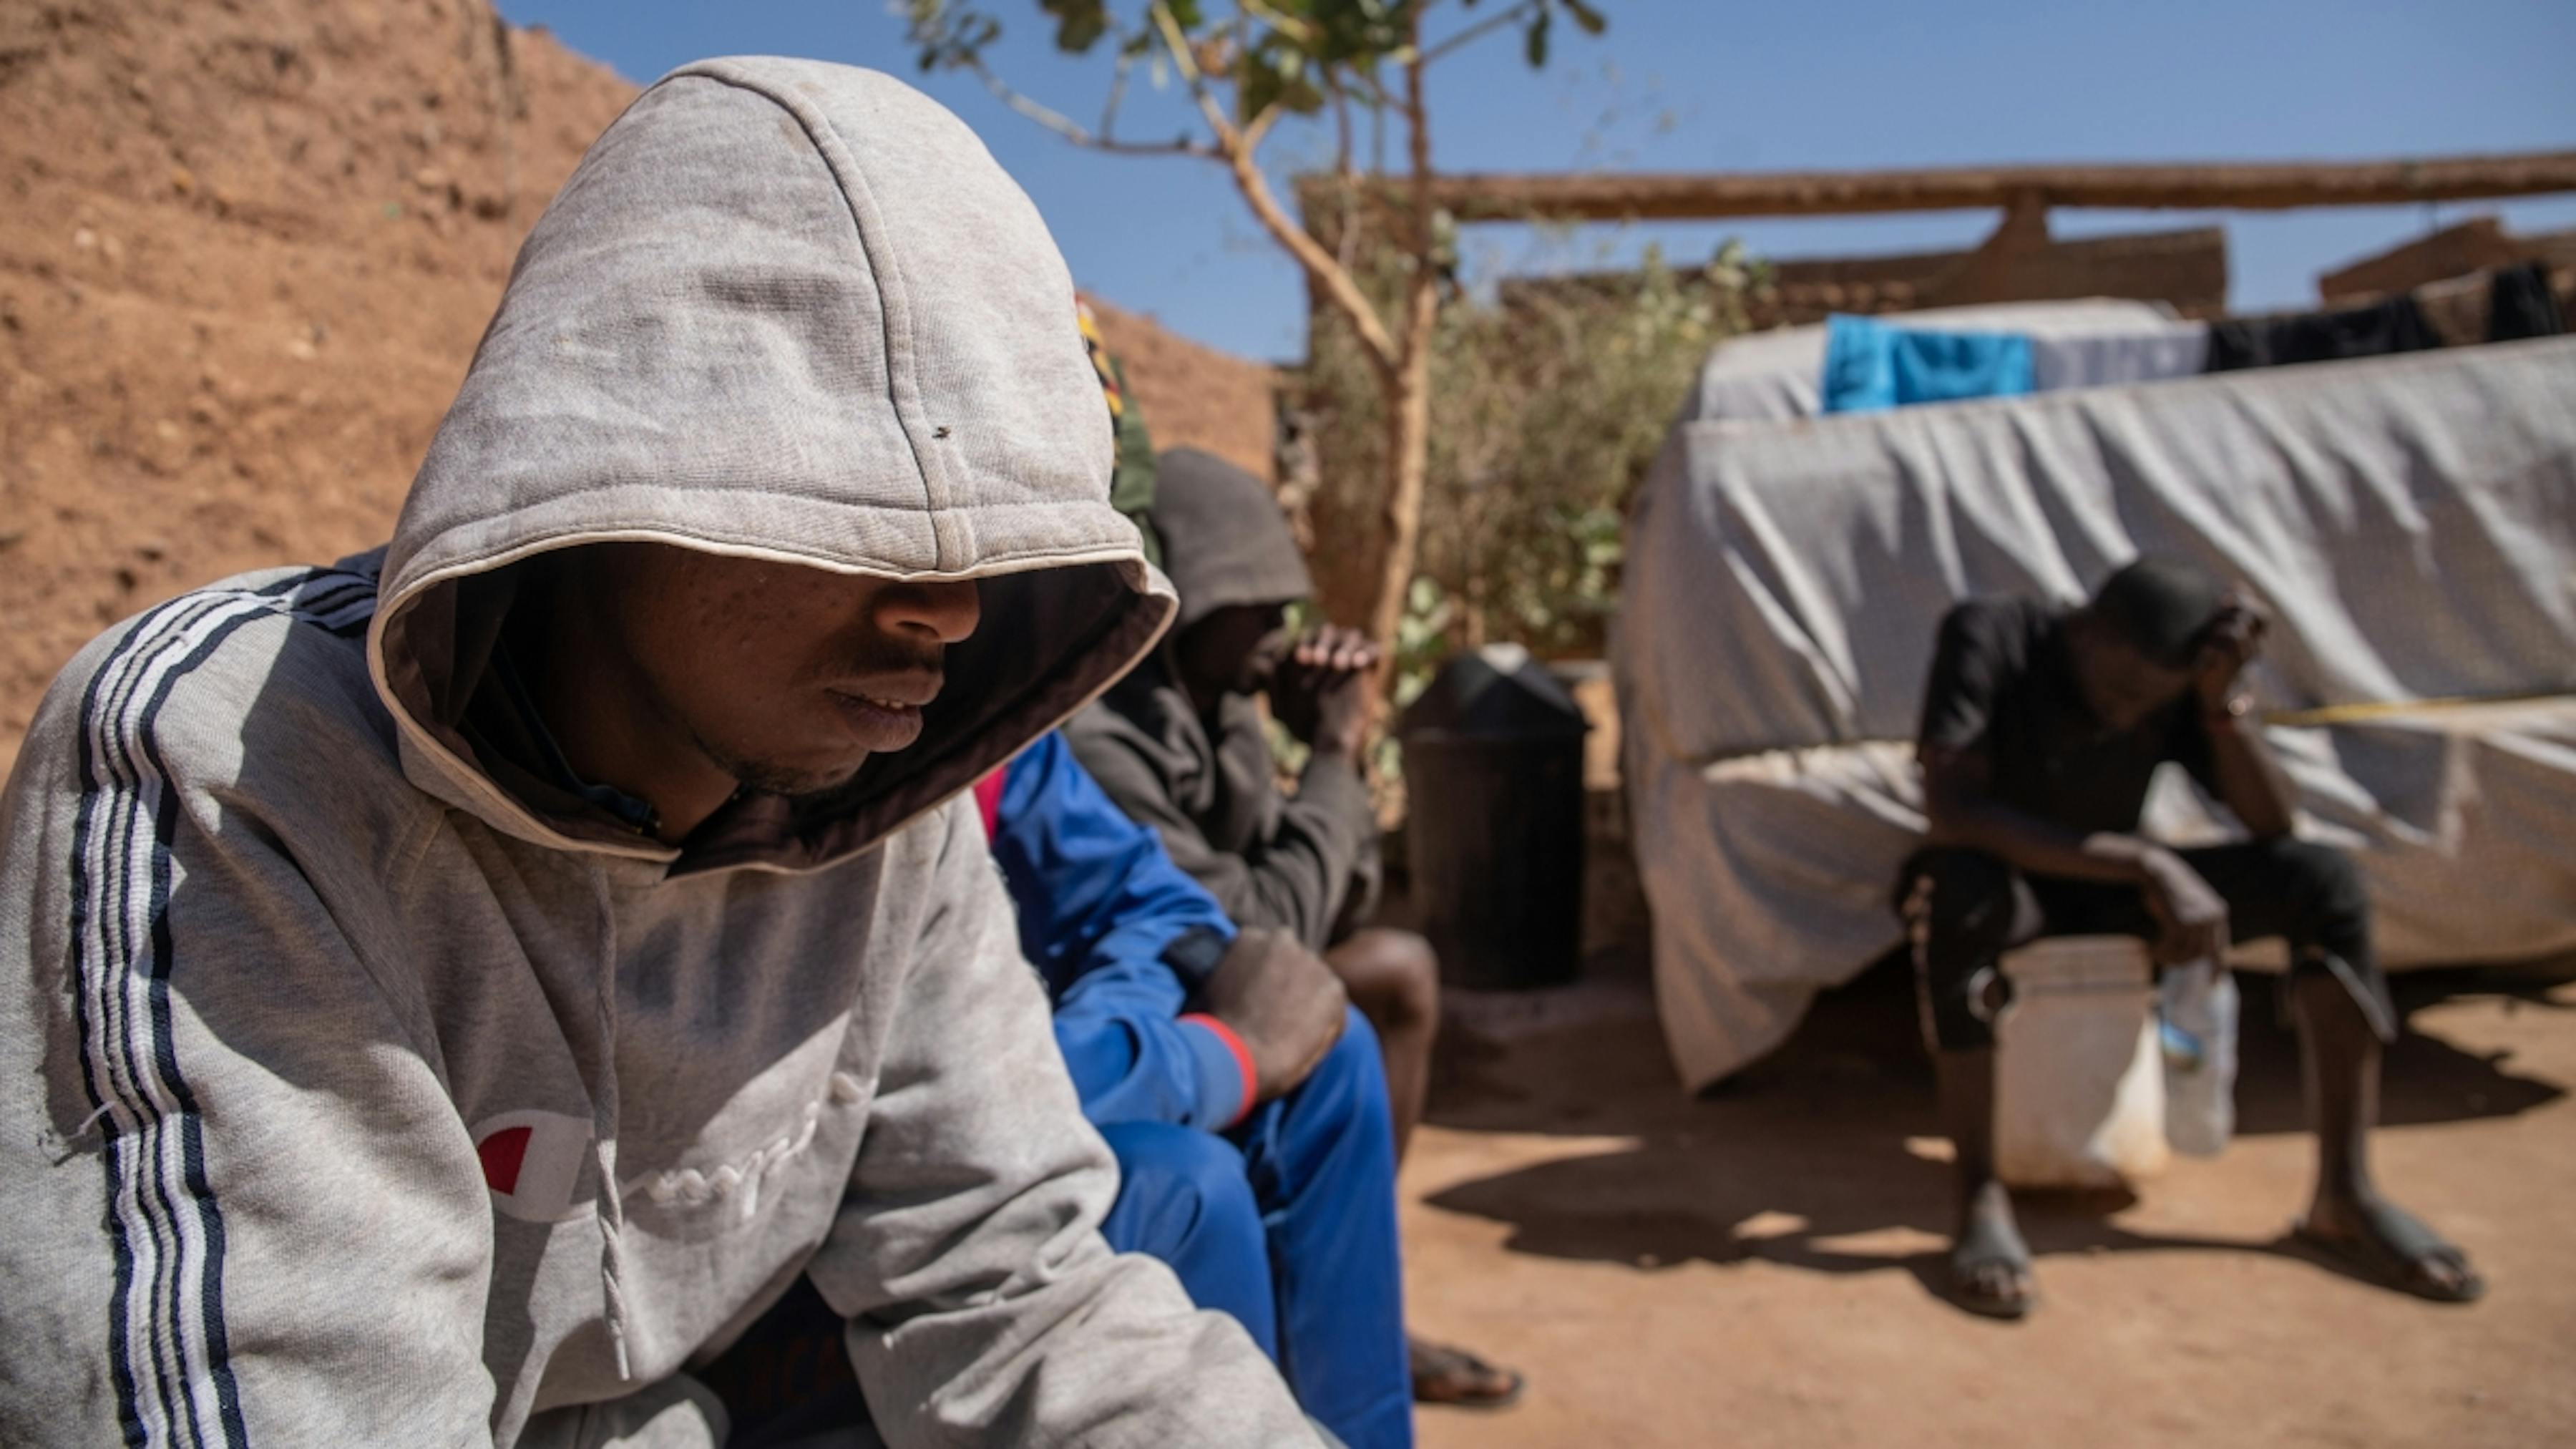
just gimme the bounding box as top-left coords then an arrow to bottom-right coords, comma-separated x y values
2159,958 -> 2239,1157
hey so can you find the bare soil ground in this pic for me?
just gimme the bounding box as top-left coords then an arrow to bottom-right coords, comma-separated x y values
0,0 -> 635,779
1402,962 -> 2575,1448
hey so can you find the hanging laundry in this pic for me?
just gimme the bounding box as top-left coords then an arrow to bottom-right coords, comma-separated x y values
2027,321 -> 2209,392
2487,262 -> 2567,341
1820,313 -> 2036,414
2203,293 -> 2443,371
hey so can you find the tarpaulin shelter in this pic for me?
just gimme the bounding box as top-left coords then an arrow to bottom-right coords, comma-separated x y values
1615,326 -> 2576,1090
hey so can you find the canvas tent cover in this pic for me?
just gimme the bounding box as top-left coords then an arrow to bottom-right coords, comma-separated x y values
1617,331 -> 2576,1091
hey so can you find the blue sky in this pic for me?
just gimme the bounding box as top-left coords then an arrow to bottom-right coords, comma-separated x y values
498,1 -> 2576,361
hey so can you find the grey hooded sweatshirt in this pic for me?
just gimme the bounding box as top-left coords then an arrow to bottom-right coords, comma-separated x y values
0,58 -> 1318,1449
1064,450 -> 1377,953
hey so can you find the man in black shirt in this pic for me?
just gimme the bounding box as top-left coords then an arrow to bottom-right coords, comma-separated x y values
1903,558 -> 2483,1317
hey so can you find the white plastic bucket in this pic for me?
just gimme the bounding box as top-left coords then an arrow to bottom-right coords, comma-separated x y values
1993,935 -> 2171,1190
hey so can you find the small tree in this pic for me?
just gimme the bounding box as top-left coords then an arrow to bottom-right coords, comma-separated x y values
1311,243 -> 1757,698
899,0 -> 1606,691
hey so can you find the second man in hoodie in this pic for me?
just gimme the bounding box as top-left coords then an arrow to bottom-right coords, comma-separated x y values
1068,447 -> 1524,1409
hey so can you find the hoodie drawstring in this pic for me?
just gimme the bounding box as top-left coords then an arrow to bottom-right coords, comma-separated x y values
585,864 -> 634,1382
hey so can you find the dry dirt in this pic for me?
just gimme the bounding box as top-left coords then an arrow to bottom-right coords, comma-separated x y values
1404,965 -> 2576,1448
0,0 -> 635,779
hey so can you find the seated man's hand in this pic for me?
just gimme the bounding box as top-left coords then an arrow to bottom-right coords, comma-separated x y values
1202,928 -> 1349,1103
2193,597 -> 2268,713
1270,625 -> 1380,761
2140,847 -> 2230,965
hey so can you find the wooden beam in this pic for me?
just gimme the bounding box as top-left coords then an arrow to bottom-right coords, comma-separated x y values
1297,150 -> 2576,225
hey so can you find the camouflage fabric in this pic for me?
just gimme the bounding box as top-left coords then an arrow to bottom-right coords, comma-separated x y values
1078,298 -> 1161,565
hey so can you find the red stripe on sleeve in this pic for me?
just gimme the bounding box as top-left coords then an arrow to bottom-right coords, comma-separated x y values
1178,1013 -> 1260,1128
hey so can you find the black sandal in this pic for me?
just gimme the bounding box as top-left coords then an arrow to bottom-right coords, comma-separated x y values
1410,1337 -> 1526,1410
1947,1241 -> 2038,1320
2293,1202 -> 2485,1304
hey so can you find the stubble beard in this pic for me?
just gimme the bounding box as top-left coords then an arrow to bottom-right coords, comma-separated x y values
691,726 -> 866,804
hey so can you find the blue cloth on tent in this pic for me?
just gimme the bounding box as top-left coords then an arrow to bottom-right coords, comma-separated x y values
1820,313 -> 2037,414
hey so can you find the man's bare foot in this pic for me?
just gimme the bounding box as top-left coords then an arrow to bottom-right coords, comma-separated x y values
1948,1179 -> 2036,1319
2296,1191 -> 2484,1303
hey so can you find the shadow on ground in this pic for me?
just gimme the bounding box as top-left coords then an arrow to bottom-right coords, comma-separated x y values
1420,956 -> 2568,1304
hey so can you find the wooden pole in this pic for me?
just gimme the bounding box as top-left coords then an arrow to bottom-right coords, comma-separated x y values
1298,150 -> 2576,225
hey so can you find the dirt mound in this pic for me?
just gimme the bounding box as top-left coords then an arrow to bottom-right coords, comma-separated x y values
0,0 -> 636,775
1084,293 -> 1279,485
0,3 -> 1282,779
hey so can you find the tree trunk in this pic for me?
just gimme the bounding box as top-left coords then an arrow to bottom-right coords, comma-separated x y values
1360,33 -> 1440,696
1365,341 -> 1434,683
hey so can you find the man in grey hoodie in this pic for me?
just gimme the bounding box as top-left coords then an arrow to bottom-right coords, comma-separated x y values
0,58 -> 1322,1448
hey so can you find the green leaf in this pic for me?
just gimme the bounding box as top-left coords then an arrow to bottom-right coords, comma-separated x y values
1274,69 -> 1327,114
1239,49 -> 1284,122
1239,34 -> 1326,122
1039,0 -> 1109,53
1523,8 -> 1551,67
1561,0 -> 1608,36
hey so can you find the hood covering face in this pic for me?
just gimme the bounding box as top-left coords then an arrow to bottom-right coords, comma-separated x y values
369,57 -> 1171,870
1148,447 -> 1312,630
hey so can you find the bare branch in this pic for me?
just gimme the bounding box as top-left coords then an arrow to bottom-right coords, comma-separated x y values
1328,74 -> 1355,180
966,56 -> 1211,156
1340,62 -> 1396,111
945,1 -> 1399,375
1241,102 -> 1284,156
1420,0 -> 1542,66
1100,45 -> 1134,140
1124,3 -> 1397,372
1223,140 -> 1402,376
1400,31 -> 1439,364
1237,0 -> 1316,47
1324,74 -> 1362,272
1148,1 -> 1241,150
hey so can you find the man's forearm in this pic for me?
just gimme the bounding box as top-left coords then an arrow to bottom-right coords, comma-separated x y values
2204,713 -> 2297,840
1928,798 -> 2162,885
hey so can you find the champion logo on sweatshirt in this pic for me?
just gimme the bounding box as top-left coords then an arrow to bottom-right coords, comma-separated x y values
472,1073 -> 862,1228
471,1110 -> 596,1224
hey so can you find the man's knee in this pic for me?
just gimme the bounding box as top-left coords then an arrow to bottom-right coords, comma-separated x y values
1302,1007 -> 1385,1106
1899,849 -> 2017,937
1900,848 -> 2019,1053
2250,839 -> 2389,1039
1255,1006 -> 1391,1148
1267,1005 -> 1396,1167
1330,928 -> 1439,1030
2255,837 -> 2368,927
1099,1121 -> 1255,1243
2235,835 -> 2370,948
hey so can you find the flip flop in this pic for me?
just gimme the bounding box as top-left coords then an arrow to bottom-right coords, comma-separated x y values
2293,1204 -> 2486,1304
1947,1242 -> 2038,1321
1410,1337 -> 1526,1410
